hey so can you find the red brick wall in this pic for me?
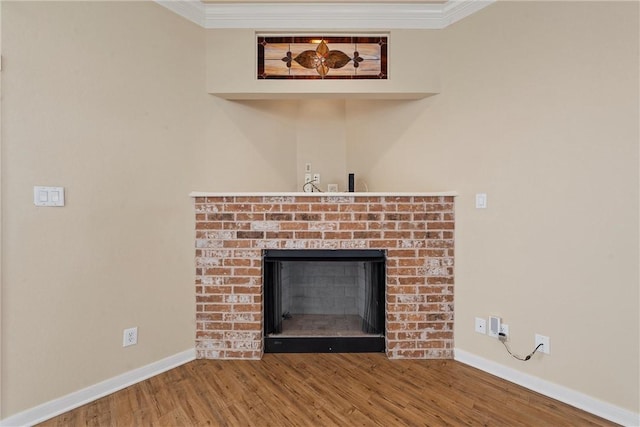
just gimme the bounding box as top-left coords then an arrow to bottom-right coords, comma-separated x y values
194,194 -> 454,359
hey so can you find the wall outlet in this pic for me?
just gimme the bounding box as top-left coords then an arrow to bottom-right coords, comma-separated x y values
535,333 -> 550,355
304,174 -> 313,192
499,323 -> 509,339
474,317 -> 486,334
313,173 -> 320,184
123,327 -> 138,347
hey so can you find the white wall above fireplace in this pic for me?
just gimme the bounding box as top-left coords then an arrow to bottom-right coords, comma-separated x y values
206,29 -> 442,100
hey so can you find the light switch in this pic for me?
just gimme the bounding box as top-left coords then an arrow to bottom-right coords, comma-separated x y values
34,186 -> 65,207
475,193 -> 487,209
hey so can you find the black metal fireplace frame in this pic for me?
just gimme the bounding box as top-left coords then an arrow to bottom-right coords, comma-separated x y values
263,249 -> 386,353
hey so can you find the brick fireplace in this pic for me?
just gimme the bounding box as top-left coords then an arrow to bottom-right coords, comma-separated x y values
193,193 -> 455,360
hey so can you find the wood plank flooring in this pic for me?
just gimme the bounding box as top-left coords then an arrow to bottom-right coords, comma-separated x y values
39,353 -> 618,426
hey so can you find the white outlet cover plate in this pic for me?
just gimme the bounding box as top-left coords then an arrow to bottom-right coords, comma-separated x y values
500,323 -> 509,337
535,333 -> 550,354
123,327 -> 138,347
474,317 -> 486,334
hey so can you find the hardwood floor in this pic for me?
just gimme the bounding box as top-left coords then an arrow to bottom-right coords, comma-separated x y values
39,353 -> 618,426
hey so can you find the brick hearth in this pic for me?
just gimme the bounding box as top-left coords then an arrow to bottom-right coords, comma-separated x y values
192,193 -> 455,360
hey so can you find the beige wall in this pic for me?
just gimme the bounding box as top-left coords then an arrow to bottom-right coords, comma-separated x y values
0,1 -> 208,416
200,98 -> 299,191
347,1 -> 639,413
1,0 -> 638,420
0,1 -> 306,416
295,100 -> 348,191
0,1 -> 3,419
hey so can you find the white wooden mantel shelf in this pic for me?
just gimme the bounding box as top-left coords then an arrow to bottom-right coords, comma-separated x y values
190,192 -> 458,197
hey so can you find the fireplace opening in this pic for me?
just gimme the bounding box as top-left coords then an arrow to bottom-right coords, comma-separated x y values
263,249 -> 386,353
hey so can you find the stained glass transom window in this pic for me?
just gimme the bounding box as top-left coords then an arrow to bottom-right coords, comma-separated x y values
257,35 -> 388,80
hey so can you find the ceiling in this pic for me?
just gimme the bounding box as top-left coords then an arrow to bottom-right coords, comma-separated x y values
155,0 -> 494,29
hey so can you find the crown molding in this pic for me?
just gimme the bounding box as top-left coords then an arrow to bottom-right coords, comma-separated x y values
155,0 -> 494,29
441,0 -> 494,27
156,0 -> 207,27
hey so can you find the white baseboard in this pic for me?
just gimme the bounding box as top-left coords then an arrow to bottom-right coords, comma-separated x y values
455,348 -> 640,427
0,348 -> 196,427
